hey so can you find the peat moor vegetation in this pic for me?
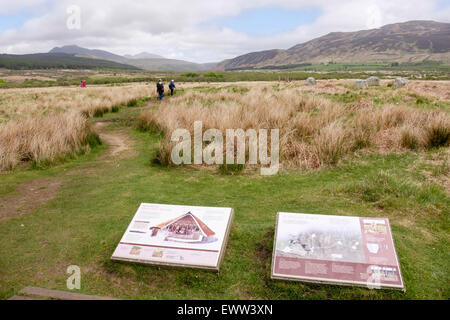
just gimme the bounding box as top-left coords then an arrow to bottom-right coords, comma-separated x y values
0,76 -> 448,299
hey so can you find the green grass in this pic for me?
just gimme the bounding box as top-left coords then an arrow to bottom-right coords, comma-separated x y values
291,61 -> 450,73
0,105 -> 448,300
323,86 -> 450,113
2,63 -> 450,89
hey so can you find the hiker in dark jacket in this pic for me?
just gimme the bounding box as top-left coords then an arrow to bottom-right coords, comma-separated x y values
169,80 -> 176,96
156,79 -> 164,100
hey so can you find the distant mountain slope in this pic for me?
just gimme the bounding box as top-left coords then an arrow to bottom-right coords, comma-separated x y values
216,20 -> 450,70
48,45 -> 216,71
126,58 -> 216,72
218,49 -> 282,70
0,53 -> 139,70
49,45 -> 129,63
124,52 -> 164,59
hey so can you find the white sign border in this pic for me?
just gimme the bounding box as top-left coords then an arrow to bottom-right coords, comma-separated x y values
270,212 -> 406,291
111,203 -> 234,272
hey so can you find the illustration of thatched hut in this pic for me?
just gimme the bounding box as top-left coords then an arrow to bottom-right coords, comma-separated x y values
149,212 -> 216,243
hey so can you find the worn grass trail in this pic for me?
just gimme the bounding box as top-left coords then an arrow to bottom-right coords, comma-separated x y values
0,102 -> 448,300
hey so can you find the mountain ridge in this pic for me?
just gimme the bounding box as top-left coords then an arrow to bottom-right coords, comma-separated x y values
48,45 -> 216,71
216,20 -> 450,70
49,45 -> 129,63
0,52 -> 140,70
123,52 -> 165,59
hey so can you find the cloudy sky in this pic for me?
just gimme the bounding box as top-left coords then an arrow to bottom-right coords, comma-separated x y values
0,0 -> 449,63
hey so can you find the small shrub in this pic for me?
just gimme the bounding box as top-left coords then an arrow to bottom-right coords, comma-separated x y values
336,91 -> 363,103
218,163 -> 245,175
85,132 -> 102,147
424,114 -> 450,149
93,108 -> 105,117
416,97 -> 426,104
352,136 -> 371,150
182,72 -> 198,77
203,72 -> 224,79
127,98 -> 138,107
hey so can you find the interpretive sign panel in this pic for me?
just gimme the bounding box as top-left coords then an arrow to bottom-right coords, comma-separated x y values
112,203 -> 234,271
271,212 -> 405,290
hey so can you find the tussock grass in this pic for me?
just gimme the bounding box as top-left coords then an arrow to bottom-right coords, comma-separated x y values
0,83 -> 156,122
139,85 -> 450,170
314,121 -> 348,165
0,83 -> 162,170
340,168 -> 448,213
425,113 -> 450,148
0,112 -> 99,170
0,94 -> 448,300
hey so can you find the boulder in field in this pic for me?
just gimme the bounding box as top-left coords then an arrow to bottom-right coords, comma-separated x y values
366,76 -> 380,86
394,77 -> 408,88
354,79 -> 368,89
304,77 -> 316,85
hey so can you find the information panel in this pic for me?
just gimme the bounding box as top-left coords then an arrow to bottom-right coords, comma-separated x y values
112,203 -> 234,271
271,212 -> 405,290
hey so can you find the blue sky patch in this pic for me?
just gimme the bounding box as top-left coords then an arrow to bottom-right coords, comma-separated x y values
436,0 -> 450,9
212,7 -> 321,36
0,12 -> 31,33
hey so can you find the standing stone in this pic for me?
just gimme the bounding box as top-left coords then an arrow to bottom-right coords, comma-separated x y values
393,77 -> 408,88
304,77 -> 316,85
354,79 -> 368,89
366,76 -> 380,86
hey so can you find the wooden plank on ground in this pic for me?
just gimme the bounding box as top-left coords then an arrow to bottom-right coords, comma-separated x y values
8,295 -> 46,300
19,286 -> 117,300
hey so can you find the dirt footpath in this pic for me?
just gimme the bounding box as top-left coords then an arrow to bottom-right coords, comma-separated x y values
94,122 -> 135,159
0,122 -> 135,222
0,178 -> 63,222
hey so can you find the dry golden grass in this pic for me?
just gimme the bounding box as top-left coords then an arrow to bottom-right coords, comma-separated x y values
0,83 -> 154,170
139,84 -> 450,170
406,80 -> 450,101
0,82 -> 202,170
298,79 -> 351,94
0,111 -> 98,171
0,83 -> 155,170
1,80 -> 448,171
0,83 -> 158,122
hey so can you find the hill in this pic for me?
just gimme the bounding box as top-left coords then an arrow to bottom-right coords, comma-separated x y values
49,45 -> 129,63
216,20 -> 450,70
0,53 -> 140,70
125,58 -> 216,72
123,52 -> 165,59
48,45 -> 217,71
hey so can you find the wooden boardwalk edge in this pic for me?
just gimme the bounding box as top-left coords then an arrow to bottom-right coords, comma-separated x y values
8,286 -> 118,300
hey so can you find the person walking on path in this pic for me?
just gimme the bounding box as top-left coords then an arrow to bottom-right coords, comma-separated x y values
156,79 -> 164,100
169,80 -> 176,96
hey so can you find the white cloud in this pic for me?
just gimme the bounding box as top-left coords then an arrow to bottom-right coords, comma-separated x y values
0,0 -> 48,14
0,0 -> 448,62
